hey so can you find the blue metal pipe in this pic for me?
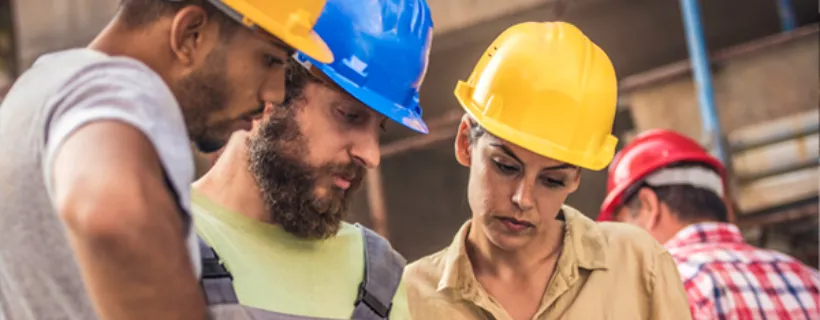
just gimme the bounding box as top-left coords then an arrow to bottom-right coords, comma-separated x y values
678,0 -> 729,164
776,0 -> 798,31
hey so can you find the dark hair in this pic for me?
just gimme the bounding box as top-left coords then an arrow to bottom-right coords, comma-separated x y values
465,117 -> 581,173
119,0 -> 238,38
280,58 -> 323,108
467,117 -> 489,144
624,162 -> 728,223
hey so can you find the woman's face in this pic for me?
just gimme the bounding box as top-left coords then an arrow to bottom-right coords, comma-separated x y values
455,118 -> 581,250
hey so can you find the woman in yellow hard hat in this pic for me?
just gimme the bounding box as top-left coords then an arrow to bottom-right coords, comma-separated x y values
402,22 -> 692,320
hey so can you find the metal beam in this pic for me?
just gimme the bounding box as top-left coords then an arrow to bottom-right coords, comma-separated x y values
679,0 -> 729,164
619,24 -> 818,94
775,0 -> 798,31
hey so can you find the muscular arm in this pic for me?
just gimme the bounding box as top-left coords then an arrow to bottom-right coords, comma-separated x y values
51,121 -> 208,319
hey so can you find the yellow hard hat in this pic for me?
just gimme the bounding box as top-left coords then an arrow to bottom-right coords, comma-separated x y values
454,21 -> 618,170
210,0 -> 333,63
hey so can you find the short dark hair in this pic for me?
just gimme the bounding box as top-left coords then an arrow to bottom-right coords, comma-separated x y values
467,117 -> 487,145
624,162 -> 728,223
119,0 -> 238,37
280,58 -> 322,108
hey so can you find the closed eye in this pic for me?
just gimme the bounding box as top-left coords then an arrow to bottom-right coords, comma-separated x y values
493,160 -> 520,175
263,54 -> 284,68
337,108 -> 364,124
540,177 -> 566,188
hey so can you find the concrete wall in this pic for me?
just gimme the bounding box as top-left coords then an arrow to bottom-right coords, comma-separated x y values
11,0 -> 118,72
627,27 -> 819,142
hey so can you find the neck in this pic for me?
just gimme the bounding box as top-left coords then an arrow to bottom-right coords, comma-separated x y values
87,12 -> 174,84
466,219 -> 564,280
192,138 -> 269,223
655,210 -> 716,244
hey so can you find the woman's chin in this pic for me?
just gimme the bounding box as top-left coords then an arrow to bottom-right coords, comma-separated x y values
486,228 -> 532,251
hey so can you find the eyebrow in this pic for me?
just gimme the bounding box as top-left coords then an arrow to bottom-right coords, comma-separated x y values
490,143 -> 577,172
253,30 -> 295,57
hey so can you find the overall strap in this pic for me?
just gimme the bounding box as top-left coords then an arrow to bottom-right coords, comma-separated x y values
351,224 -> 407,319
199,235 -> 239,305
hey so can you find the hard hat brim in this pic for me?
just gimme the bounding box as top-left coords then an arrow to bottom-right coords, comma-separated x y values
598,149 -> 726,222
279,31 -> 333,64
454,81 -> 617,171
223,0 -> 334,64
315,61 -> 429,134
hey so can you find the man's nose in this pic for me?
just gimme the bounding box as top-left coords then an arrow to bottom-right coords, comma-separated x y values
349,131 -> 381,169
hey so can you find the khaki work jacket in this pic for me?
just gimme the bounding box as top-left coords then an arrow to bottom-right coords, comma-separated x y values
403,206 -> 692,320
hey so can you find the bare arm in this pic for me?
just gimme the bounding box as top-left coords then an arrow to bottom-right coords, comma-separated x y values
51,121 -> 208,319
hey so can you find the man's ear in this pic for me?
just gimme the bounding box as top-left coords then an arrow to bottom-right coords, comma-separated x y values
637,187 -> 662,230
168,5 -> 214,66
454,115 -> 473,167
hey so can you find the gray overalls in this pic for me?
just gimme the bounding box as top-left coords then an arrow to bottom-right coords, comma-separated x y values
199,224 -> 406,319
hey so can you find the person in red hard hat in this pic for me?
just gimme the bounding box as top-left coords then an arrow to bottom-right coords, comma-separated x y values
599,128 -> 820,320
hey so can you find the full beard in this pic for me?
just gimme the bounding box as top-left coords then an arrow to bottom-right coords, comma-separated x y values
247,107 -> 364,239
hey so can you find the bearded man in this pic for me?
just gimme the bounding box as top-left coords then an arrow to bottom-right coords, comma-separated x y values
190,0 -> 434,317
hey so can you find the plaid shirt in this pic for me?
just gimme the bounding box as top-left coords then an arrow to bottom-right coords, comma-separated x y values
665,222 -> 820,320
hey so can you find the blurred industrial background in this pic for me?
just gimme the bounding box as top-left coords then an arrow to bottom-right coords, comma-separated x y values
0,0 -> 817,266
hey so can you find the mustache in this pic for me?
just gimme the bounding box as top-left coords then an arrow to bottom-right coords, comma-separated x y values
243,103 -> 266,119
320,161 -> 366,189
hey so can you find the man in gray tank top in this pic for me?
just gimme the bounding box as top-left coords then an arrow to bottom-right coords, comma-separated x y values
0,0 -> 333,318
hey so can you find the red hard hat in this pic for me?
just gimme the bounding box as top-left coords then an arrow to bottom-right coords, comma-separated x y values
597,129 -> 727,221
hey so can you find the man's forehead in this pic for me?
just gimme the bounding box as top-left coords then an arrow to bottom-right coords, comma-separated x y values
250,29 -> 293,54
302,65 -> 386,122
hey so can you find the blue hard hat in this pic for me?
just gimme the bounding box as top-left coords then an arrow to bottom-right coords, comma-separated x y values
296,0 -> 435,134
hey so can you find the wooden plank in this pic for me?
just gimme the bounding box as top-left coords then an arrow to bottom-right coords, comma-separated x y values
729,109 -> 819,152
737,201 -> 818,228
736,166 -> 819,214
732,133 -> 819,180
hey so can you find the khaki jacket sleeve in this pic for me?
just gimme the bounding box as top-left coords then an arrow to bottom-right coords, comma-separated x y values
650,251 -> 693,320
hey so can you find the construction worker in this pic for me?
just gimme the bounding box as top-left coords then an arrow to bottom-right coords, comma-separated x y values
191,0 -> 433,318
598,129 -> 820,319
402,22 -> 691,319
0,0 -> 331,319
